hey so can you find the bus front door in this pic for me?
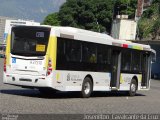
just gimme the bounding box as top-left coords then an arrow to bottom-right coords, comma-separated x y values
142,53 -> 151,88
110,50 -> 121,90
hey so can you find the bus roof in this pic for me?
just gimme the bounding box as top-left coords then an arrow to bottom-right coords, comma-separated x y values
14,25 -> 152,51
50,26 -> 151,51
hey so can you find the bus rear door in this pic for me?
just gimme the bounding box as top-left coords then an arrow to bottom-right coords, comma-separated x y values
142,52 -> 151,88
110,50 -> 121,90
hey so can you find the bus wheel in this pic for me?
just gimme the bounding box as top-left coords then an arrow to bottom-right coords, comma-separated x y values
81,77 -> 93,98
129,79 -> 137,97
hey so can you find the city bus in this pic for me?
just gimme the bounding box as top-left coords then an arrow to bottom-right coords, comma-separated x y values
3,25 -> 155,98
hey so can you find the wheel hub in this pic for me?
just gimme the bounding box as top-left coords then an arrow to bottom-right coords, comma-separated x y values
131,84 -> 136,92
84,82 -> 90,94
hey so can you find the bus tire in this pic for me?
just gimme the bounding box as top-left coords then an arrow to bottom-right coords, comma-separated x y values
129,79 -> 137,97
81,77 -> 93,98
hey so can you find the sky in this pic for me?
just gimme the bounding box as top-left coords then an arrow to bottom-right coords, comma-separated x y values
0,0 -> 66,22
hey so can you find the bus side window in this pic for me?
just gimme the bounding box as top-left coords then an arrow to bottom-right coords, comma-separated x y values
57,38 -> 66,63
82,45 -> 89,62
98,54 -> 103,63
82,42 -> 97,63
97,45 -> 110,64
97,44 -> 111,72
132,51 -> 141,72
124,63 -> 130,70
121,51 -> 131,71
64,39 -> 82,62
65,40 -> 71,61
89,53 -> 96,63
71,42 -> 81,62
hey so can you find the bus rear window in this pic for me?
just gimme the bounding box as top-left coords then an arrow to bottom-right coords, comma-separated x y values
11,26 -> 50,56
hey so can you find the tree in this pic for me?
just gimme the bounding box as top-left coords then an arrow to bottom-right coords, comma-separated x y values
138,0 -> 160,40
43,0 -> 137,34
43,12 -> 60,26
58,0 -> 114,33
152,19 -> 160,39
114,0 -> 137,19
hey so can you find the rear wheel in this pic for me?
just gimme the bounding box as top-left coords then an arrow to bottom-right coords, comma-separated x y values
81,77 -> 93,98
129,79 -> 137,96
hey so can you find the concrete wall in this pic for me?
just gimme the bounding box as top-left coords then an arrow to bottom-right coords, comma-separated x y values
0,17 -> 6,42
0,16 -> 12,43
111,19 -> 137,40
111,20 -> 120,39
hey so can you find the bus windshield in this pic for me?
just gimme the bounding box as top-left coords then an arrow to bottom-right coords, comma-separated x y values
11,26 -> 50,56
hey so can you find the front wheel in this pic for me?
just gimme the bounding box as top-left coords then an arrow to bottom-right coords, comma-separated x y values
129,79 -> 137,96
81,77 -> 93,98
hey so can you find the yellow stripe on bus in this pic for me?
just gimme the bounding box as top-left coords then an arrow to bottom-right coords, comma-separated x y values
45,36 -> 57,70
56,72 -> 60,81
132,46 -> 143,50
120,74 -> 125,84
6,34 -> 11,66
138,75 -> 142,82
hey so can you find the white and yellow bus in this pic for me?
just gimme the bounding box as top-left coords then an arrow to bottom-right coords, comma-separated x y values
3,25 -> 155,98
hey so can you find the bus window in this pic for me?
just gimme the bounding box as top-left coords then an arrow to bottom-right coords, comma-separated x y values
82,42 -> 97,63
65,40 -> 81,62
11,27 -> 50,56
132,51 -> 141,72
97,44 -> 111,72
121,50 -> 132,71
97,45 -> 111,64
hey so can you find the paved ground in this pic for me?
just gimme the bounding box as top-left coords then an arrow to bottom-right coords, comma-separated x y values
0,58 -> 160,116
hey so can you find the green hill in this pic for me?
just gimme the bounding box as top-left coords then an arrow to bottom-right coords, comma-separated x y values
138,0 -> 160,40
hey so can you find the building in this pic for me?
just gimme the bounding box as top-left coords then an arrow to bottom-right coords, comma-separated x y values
0,16 -> 40,43
0,16 -> 13,43
4,19 -> 40,43
111,15 -> 137,40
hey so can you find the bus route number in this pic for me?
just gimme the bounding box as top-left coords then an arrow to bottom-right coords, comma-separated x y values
36,32 -> 44,38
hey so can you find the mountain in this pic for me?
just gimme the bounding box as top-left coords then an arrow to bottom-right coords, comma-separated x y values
0,0 -> 66,22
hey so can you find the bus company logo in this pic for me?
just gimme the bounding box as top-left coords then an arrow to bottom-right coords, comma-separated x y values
67,74 -> 70,81
36,32 -> 44,38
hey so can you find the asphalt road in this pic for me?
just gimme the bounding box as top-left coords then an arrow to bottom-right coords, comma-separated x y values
0,58 -> 160,119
